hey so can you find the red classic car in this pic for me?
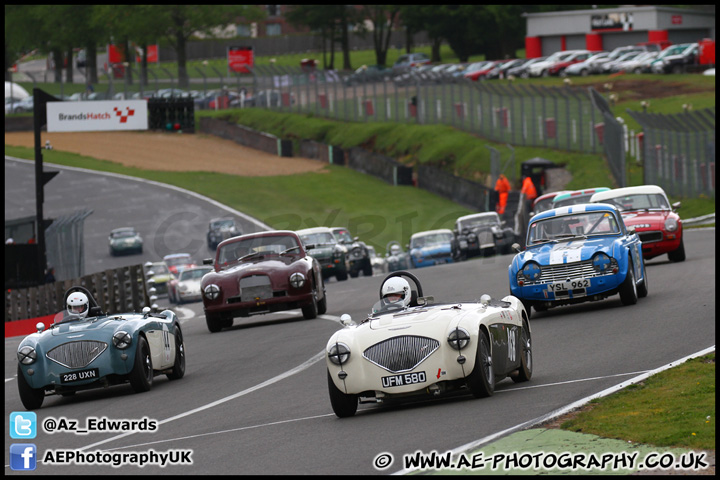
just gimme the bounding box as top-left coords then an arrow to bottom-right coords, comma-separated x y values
200,230 -> 327,332
590,185 -> 685,262
163,253 -> 196,277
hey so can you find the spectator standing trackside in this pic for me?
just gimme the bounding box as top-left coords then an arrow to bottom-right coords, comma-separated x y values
494,174 -> 511,215
521,175 -> 538,213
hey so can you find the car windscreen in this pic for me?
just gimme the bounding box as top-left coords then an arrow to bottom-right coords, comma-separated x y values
552,194 -> 594,208
212,220 -> 235,229
301,232 -> 336,245
528,211 -> 619,244
411,233 -> 453,248
165,256 -> 191,266
603,193 -> 670,211
333,230 -> 354,243
458,215 -> 498,230
112,230 -> 136,238
218,235 -> 300,266
180,267 -> 212,281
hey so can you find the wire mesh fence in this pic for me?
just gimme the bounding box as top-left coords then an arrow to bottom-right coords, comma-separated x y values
626,107 -> 715,199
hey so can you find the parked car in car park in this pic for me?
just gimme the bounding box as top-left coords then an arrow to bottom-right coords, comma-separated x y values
344,64 -> 392,86
547,51 -> 595,76
464,60 -> 507,81
652,43 -> 699,74
506,57 -> 547,78
617,51 -> 658,74
392,52 -> 431,73
485,59 -> 525,80
528,50 -> 590,77
564,52 -> 609,76
601,51 -> 643,73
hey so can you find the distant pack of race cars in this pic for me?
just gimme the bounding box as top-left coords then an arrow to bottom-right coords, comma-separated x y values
16,183 -> 684,416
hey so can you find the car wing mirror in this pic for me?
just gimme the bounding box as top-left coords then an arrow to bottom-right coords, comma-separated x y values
203,258 -> 213,265
417,296 -> 434,306
511,243 -> 521,253
340,314 -> 355,327
627,226 -> 636,234
671,201 -> 681,210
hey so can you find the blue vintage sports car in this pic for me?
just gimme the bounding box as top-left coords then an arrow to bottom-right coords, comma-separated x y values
509,203 -> 648,315
16,287 -> 185,410
409,229 -> 456,268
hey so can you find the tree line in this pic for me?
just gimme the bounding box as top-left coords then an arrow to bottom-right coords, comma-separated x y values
5,5 -> 588,87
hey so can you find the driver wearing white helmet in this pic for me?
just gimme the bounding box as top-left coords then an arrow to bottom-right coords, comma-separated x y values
66,291 -> 90,319
380,277 -> 411,309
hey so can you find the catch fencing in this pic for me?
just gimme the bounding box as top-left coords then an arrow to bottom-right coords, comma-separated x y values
626,107 -> 715,199
246,69 -> 627,187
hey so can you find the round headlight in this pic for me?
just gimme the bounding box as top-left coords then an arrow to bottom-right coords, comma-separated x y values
664,217 -> 678,232
522,262 -> 542,281
112,331 -> 132,349
592,253 -> 612,273
327,342 -> 350,365
289,272 -> 306,289
447,327 -> 470,350
204,284 -> 220,300
18,345 -> 37,365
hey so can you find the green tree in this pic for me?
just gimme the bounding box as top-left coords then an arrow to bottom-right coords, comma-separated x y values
285,5 -> 339,69
358,5 -> 401,66
149,5 -> 264,88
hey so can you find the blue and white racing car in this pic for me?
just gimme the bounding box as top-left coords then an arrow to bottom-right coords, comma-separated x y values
509,203 -> 648,315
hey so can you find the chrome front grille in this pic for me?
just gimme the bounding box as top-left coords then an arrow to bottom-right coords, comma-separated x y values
638,231 -> 663,244
46,341 -> 107,368
520,259 -> 610,285
363,335 -> 439,373
240,275 -> 272,302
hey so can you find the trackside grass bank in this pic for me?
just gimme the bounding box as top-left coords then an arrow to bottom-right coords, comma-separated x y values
561,352 -> 715,451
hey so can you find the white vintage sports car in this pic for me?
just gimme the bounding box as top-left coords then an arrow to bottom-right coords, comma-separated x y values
325,271 -> 532,417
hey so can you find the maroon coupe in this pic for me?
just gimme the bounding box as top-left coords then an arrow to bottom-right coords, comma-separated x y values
201,230 -> 327,332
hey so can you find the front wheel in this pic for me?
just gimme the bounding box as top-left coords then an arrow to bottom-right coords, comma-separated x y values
619,265 -> 638,306
166,326 -> 185,380
327,370 -> 358,417
467,331 -> 494,398
668,238 -> 686,262
302,290 -> 318,320
128,336 -> 153,393
17,365 -> 45,410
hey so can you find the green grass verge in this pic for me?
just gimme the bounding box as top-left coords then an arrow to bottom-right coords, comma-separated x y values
562,353 -> 715,450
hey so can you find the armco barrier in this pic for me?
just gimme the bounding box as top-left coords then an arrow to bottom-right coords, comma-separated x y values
417,165 -> 493,211
346,147 -> 413,186
199,117 -> 291,157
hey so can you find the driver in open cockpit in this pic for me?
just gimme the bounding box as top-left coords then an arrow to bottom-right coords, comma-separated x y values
66,291 -> 90,319
380,277 -> 411,309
